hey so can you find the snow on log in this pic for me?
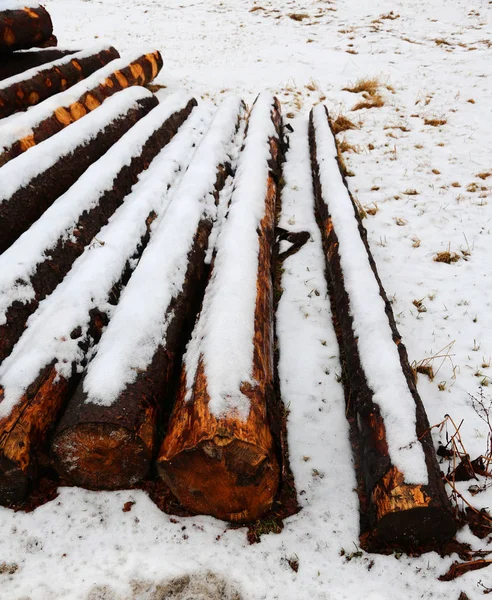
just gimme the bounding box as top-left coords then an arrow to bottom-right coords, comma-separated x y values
0,94 -> 196,366
0,102 -> 213,505
0,50 -> 164,167
0,45 -> 119,118
308,104 -> 456,548
0,48 -> 75,82
0,5 -> 53,53
51,96 -> 245,490
0,85 -> 157,254
157,93 -> 283,523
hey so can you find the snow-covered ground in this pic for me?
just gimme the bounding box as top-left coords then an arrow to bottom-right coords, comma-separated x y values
1,0 -> 492,597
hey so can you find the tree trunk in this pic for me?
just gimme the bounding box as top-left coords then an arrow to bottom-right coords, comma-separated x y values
51,98 -> 243,491
0,98 -> 196,366
0,48 -> 75,82
0,46 -> 119,118
157,95 -> 282,523
308,104 -> 456,550
0,50 -> 164,167
0,6 -> 53,53
0,88 -> 157,254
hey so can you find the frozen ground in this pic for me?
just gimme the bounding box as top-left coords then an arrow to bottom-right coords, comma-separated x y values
1,0 -> 492,598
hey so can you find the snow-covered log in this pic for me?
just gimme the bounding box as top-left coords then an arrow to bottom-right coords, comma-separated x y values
0,94 -> 196,365
0,102 -> 213,505
0,86 -> 157,254
0,5 -> 53,53
51,96 -> 245,490
157,93 -> 283,523
0,50 -> 163,167
0,48 -> 75,82
0,45 -> 119,118
308,104 -> 456,549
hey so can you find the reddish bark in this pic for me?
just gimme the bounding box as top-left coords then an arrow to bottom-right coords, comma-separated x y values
0,6 -> 53,53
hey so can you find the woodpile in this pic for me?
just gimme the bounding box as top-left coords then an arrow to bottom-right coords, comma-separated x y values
308,104 -> 456,550
0,48 -> 75,82
0,5 -> 54,53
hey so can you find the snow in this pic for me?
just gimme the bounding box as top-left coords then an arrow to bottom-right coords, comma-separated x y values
312,104 -> 428,485
0,1 -> 41,10
0,92 -> 193,327
1,0 -> 492,597
0,45 -> 113,90
83,95 -> 243,406
183,93 -> 276,420
0,50 -> 161,153
0,85 -> 153,204
0,102 -> 213,419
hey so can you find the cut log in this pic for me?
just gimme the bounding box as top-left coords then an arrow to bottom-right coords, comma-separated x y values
0,86 -> 158,254
51,96 -> 245,490
0,101 -> 213,505
0,94 -> 196,366
0,50 -> 164,167
308,104 -> 456,549
0,48 -> 75,82
0,5 -> 53,53
157,93 -> 283,523
0,45 -> 119,118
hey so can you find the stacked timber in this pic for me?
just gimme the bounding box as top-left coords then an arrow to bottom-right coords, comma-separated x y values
0,101 -> 213,505
51,96 -> 245,490
0,49 -> 164,167
0,48 -> 75,82
308,104 -> 456,549
0,4 -> 54,53
0,94 -> 196,364
0,86 -> 158,253
0,45 -> 119,118
157,93 -> 283,523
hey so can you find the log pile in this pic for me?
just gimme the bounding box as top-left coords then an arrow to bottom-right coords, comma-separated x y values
308,104 -> 456,550
0,101 -> 211,504
51,96 -> 244,490
0,48 -> 75,82
157,94 -> 282,522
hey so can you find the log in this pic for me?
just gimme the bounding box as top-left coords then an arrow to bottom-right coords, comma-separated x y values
0,48 -> 75,82
308,104 -> 456,549
157,93 -> 282,523
0,94 -> 196,365
0,45 -> 119,118
0,50 -> 164,167
51,96 -> 244,490
0,5 -> 53,53
0,86 -> 158,254
0,101 -> 212,505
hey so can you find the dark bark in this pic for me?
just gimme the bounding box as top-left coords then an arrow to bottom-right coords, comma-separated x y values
0,48 -> 75,82
0,50 -> 164,168
0,46 -> 119,118
0,93 -> 158,255
0,99 -> 196,365
309,105 -> 456,551
0,6 -> 53,53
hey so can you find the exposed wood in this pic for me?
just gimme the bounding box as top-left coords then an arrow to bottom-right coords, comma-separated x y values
0,48 -> 75,82
0,90 -> 158,254
308,104 -> 456,550
157,96 -> 282,523
51,101 -> 242,491
0,46 -> 119,118
0,6 -> 53,53
0,50 -> 164,167
0,99 -> 196,365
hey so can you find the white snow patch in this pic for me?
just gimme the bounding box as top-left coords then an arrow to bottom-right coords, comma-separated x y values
0,85 -> 154,205
0,92 -> 193,326
0,1 -> 41,10
183,92 -> 277,420
0,102 -> 214,419
312,104 -> 428,485
83,95 -> 243,406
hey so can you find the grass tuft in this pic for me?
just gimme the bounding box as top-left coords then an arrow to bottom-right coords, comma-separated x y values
424,118 -> 447,126
331,114 -> 357,135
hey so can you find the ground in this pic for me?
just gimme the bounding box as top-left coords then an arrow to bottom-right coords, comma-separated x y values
1,0 -> 492,598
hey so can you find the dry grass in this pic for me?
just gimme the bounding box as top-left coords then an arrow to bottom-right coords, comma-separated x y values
352,95 -> 384,111
435,249 -> 460,264
432,168 -> 441,174
477,172 -> 491,180
424,117 -> 447,126
365,203 -> 379,216
467,182 -> 479,193
403,188 -> 419,195
289,13 -> 309,21
343,77 -> 380,95
338,138 -> 359,153
434,38 -> 452,46
331,114 -> 357,135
